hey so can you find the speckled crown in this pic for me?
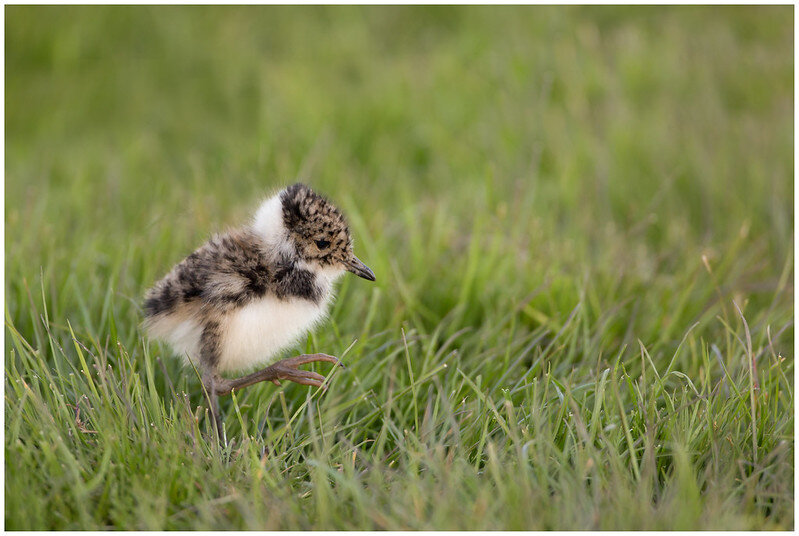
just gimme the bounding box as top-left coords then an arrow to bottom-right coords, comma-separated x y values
280,183 -> 349,239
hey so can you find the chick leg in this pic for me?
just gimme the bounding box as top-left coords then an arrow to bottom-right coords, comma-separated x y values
201,371 -> 224,442
214,353 -> 342,396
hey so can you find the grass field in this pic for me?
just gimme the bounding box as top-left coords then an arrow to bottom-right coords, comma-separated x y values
4,6 -> 794,530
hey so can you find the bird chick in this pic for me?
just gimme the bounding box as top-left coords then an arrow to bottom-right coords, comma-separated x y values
143,183 -> 375,439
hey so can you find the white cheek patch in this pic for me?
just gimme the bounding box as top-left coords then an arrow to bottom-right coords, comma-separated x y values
252,194 -> 293,260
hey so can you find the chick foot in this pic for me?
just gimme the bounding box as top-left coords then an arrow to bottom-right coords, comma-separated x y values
214,353 -> 342,395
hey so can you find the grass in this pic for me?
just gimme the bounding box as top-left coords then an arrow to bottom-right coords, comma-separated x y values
4,5 -> 794,530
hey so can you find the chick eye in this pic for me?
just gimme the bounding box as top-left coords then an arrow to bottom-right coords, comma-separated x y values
315,239 -> 330,250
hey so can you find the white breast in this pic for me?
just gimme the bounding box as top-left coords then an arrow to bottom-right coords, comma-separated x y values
217,295 -> 331,373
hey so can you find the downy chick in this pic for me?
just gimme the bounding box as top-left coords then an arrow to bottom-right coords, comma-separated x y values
143,183 -> 375,439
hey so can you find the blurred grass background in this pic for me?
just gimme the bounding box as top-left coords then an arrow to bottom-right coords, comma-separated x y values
5,5 -> 794,530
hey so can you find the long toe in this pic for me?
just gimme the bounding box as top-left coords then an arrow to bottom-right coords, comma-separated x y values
283,353 -> 341,368
282,368 -> 327,389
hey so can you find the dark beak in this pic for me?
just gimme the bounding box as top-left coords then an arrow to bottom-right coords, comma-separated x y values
345,255 -> 376,281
